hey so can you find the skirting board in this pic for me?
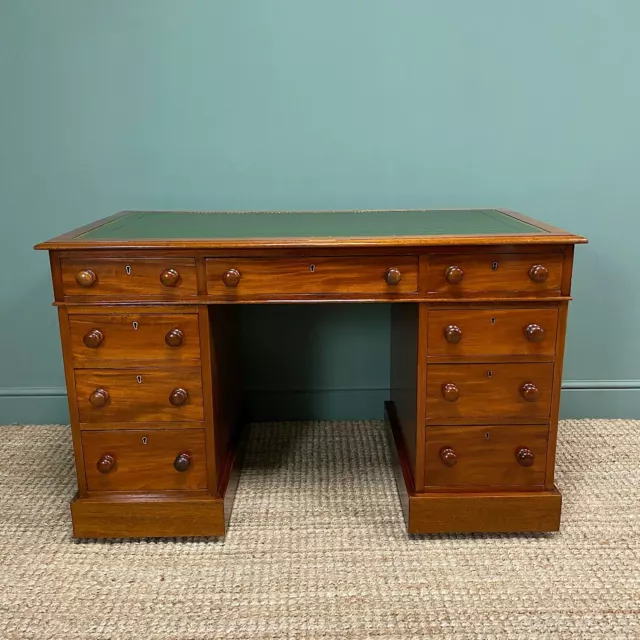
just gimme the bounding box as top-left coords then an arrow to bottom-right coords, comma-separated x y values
1,385 -> 639,424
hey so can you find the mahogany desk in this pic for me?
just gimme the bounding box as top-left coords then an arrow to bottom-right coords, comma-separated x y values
36,209 -> 587,538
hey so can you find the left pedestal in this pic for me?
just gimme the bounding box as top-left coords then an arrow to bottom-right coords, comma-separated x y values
55,282 -> 240,539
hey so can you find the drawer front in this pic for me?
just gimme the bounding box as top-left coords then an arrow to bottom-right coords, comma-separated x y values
61,258 -> 198,298
425,425 -> 548,487
427,308 -> 558,358
426,363 -> 554,421
206,256 -> 418,296
69,313 -> 201,366
82,429 -> 207,491
427,253 -> 563,297
75,369 -> 204,423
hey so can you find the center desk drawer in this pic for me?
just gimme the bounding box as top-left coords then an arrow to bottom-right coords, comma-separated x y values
61,258 -> 198,298
82,429 -> 207,491
68,313 -> 201,366
426,363 -> 554,421
75,369 -> 204,423
427,252 -> 563,297
206,256 -> 418,296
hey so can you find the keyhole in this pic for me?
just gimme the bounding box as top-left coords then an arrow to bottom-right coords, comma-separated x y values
487,370 -> 493,379
491,317 -> 496,325
142,437 -> 148,445
492,261 -> 499,271
136,375 -> 142,384
132,321 -> 139,331
309,264 -> 316,273
485,432 -> 491,440
125,265 -> 132,275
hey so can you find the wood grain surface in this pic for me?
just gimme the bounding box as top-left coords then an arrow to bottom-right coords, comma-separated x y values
426,363 -> 554,421
75,368 -> 204,423
206,256 -> 419,296
60,257 -> 198,298
70,492 -> 225,538
82,428 -> 208,492
426,252 -> 564,297
427,308 -> 558,358
68,312 -> 201,366
424,424 -> 548,488
407,489 -> 562,534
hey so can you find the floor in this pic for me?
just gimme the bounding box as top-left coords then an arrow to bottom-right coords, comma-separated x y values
0,419 -> 638,639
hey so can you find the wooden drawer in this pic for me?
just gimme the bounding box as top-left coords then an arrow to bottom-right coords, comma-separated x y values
426,363 -> 554,421
82,429 -> 207,491
206,256 -> 418,296
427,252 -> 563,297
424,425 -> 548,488
60,258 -> 198,298
68,313 -> 201,366
427,308 -> 558,358
75,368 -> 204,423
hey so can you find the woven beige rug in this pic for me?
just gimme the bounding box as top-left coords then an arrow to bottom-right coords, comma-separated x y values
0,420 -> 638,639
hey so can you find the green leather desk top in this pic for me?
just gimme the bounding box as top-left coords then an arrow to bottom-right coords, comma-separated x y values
36,209 -> 586,249
81,209 -> 538,239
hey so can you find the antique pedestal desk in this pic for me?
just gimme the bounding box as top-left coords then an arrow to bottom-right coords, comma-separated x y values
35,209 -> 587,539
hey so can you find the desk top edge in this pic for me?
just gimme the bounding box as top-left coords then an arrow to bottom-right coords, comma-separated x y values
34,208 -> 588,250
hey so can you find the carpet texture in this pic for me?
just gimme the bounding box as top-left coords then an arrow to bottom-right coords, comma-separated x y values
0,420 -> 638,639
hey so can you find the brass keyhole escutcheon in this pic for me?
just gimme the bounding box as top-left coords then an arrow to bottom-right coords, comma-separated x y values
142,437 -> 148,445
132,321 -> 139,331
136,375 -> 142,384
485,432 -> 491,440
487,370 -> 493,379
125,265 -> 132,275
492,261 -> 499,271
491,317 -> 496,325
309,264 -> 316,273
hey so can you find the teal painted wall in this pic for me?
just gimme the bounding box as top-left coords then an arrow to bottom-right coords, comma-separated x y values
1,0 -> 639,423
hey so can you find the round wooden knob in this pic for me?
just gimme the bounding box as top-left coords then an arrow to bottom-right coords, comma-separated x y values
439,447 -> 458,467
89,388 -> 109,408
97,454 -> 116,474
75,269 -> 96,288
83,329 -> 104,349
516,447 -> 535,467
444,265 -> 464,284
520,382 -> 540,402
529,264 -> 549,283
174,452 -> 192,472
165,328 -> 184,347
441,382 -> 460,402
385,267 -> 402,285
169,387 -> 189,407
525,324 -> 545,343
160,268 -> 181,287
222,268 -> 241,287
444,325 -> 463,344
